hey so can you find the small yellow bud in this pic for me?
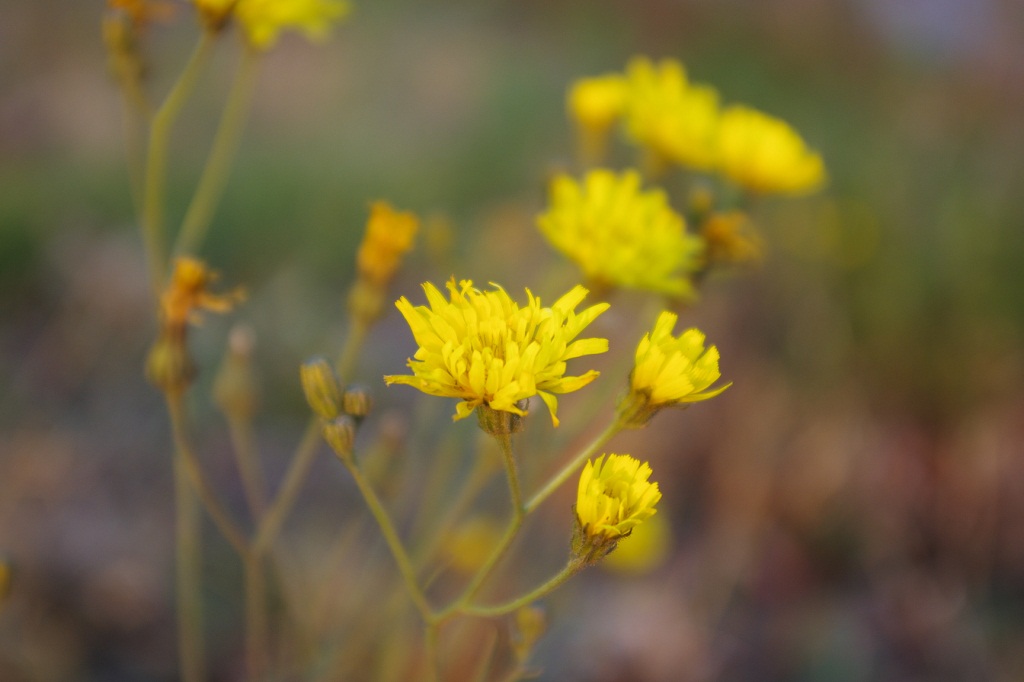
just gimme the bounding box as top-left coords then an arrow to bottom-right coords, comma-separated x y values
323,415 -> 357,461
511,605 -> 547,663
341,384 -> 373,420
145,331 -> 196,395
300,357 -> 343,420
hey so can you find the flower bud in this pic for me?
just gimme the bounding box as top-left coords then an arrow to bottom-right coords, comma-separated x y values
300,356 -> 343,420
323,415 -> 357,462
476,404 -> 526,437
214,325 -> 260,420
145,331 -> 196,395
341,384 -> 373,420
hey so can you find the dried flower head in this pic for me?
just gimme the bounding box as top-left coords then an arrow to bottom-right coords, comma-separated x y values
537,168 -> 704,298
716,104 -> 825,195
573,454 -> 661,563
384,278 -> 609,426
160,257 -> 244,329
623,56 -> 721,170
619,311 -> 729,427
701,210 -> 763,267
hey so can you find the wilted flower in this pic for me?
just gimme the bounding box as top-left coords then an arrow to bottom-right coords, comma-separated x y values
716,104 -> 825,195
160,257 -> 244,329
623,56 -> 721,171
573,454 -> 661,563
619,311 -> 729,427
384,278 -> 609,427
537,168 -> 704,298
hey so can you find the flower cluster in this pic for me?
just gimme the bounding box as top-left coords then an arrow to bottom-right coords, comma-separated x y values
573,454 -> 662,563
193,0 -> 351,49
384,278 -> 609,426
567,56 -> 826,195
537,168 -> 704,298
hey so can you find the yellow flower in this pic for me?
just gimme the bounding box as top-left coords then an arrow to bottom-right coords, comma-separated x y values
619,311 -> 729,427
573,454 -> 661,563
567,74 -> 628,164
160,257 -> 244,328
623,56 -> 721,171
716,104 -> 825,195
356,202 -> 419,287
232,0 -> 351,50
384,278 -> 609,426
537,168 -> 704,298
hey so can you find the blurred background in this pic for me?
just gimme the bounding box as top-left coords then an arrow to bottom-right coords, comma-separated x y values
2,0 -> 1024,680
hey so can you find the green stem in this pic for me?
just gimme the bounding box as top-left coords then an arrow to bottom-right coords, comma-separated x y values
524,420 -> 621,513
167,395 -> 250,557
227,414 -> 267,519
461,559 -> 584,618
142,32 -> 214,299
174,49 -> 261,258
341,457 -> 434,621
174,448 -> 206,682
437,433 -> 523,619
244,552 -> 269,681
424,622 -> 441,682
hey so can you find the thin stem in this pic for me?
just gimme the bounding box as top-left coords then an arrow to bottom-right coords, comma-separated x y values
461,559 -> 584,618
167,394 -> 251,557
142,32 -> 215,299
244,552 -> 269,681
340,457 -> 434,621
424,622 -> 441,682
174,448 -> 205,682
438,433 -> 523,619
174,49 -> 261,258
524,420 -> 621,513
227,414 -> 267,519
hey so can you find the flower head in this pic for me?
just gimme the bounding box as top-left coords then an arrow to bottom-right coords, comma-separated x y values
623,57 -> 721,171
567,74 -> 628,164
228,0 -> 351,50
160,257 -> 244,328
573,454 -> 661,563
537,168 -> 704,298
716,104 -> 825,195
356,202 -> 419,287
385,279 -> 609,427
701,210 -> 763,267
619,311 -> 729,427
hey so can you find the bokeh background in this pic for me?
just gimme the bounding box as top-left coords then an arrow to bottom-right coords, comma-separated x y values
3,0 -> 1024,680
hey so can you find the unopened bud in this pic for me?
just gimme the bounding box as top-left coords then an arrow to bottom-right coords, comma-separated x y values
300,356 -> 342,420
342,384 -> 373,420
214,325 -> 259,419
323,415 -> 357,462
145,332 -> 196,395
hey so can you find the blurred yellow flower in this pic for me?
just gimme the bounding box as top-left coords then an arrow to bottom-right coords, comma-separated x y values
574,454 -> 661,562
701,210 -> 763,267
233,0 -> 351,49
537,168 -> 704,298
384,279 -> 609,426
567,74 -> 628,164
160,257 -> 244,328
620,311 -> 729,427
716,104 -> 825,195
356,201 -> 419,287
443,518 -> 503,574
623,57 -> 721,171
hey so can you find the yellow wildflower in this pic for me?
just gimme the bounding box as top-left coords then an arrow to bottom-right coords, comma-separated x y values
573,454 -> 661,563
567,74 -> 628,164
623,56 -> 721,171
356,202 -> 419,287
384,278 -> 609,426
716,104 -> 825,195
232,0 -> 351,50
619,311 -> 729,427
160,257 -> 244,328
537,168 -> 704,298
